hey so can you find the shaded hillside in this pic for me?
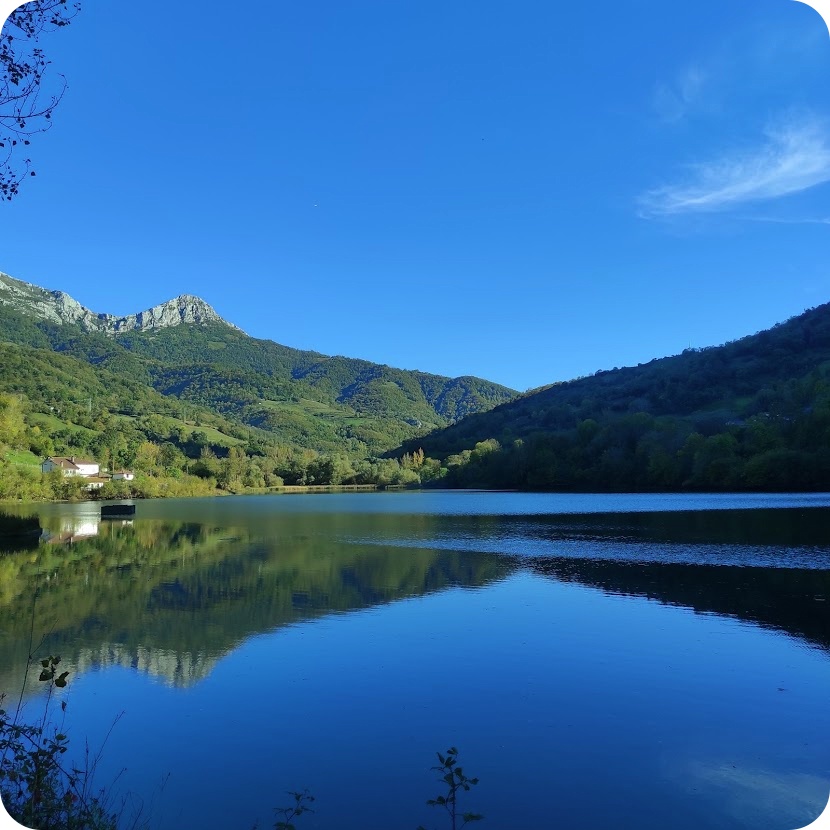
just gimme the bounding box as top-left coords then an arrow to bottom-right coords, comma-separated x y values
115,321 -> 514,425
399,303 -> 830,491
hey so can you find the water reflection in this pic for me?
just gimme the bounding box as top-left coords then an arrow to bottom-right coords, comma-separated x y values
0,514 -> 513,694
1,496 -> 829,829
528,557 -> 830,651
1,503 -> 829,697
367,508 -> 830,568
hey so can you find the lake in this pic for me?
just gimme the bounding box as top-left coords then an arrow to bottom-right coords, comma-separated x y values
2,491 -> 830,829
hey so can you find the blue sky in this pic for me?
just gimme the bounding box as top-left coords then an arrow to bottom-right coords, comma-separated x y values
1,0 -> 829,392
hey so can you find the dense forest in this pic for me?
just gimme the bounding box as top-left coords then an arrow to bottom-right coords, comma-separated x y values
398,302 -> 830,491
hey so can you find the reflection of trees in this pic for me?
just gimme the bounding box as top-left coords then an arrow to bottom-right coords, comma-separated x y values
0,512 -> 40,550
529,557 -> 830,652
513,507 -> 830,549
1,506 -> 828,695
508,509 -> 830,652
0,516 -> 512,693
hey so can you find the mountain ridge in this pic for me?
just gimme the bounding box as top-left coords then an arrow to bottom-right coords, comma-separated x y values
2,267 -> 830,492
0,270 -> 517,457
0,272 -> 240,334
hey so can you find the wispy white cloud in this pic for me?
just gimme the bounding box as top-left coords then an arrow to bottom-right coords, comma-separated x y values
650,11 -> 827,127
639,117 -> 830,217
653,67 -> 708,124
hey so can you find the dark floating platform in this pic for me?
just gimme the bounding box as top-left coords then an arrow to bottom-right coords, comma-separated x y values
101,504 -> 136,518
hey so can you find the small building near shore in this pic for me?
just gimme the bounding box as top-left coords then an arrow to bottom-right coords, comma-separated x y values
41,456 -> 100,477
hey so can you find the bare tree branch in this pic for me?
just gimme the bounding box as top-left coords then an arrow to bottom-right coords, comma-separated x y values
1,0 -> 79,200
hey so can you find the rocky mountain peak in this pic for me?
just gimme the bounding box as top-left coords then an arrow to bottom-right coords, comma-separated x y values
0,272 -> 241,334
121,293 -> 237,333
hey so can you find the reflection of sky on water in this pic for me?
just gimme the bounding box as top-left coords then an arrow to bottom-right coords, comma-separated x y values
672,761 -> 829,830
6,493 -> 830,829
25,490 -> 830,521
58,570 -> 830,830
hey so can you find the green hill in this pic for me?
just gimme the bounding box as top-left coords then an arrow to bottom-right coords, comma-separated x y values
397,302 -> 830,491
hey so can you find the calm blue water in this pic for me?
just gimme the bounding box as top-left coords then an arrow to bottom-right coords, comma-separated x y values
2,491 -> 830,829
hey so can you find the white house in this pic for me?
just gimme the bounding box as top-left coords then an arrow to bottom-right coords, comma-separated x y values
111,470 -> 135,481
41,456 -> 101,477
42,457 -> 108,492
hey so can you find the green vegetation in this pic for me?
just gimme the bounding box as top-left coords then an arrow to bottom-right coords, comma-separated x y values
0,298 -> 515,454
0,649 -> 124,830
0,287 -> 515,500
0,686 -> 116,829
419,747 -> 483,830
4,271 -> 830,494
0,345 -> 439,499
400,302 -> 830,491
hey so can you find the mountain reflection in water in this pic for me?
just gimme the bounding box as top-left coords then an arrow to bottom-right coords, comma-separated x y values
0,512 -> 512,692
1,494 -> 829,830
1,502 -> 828,692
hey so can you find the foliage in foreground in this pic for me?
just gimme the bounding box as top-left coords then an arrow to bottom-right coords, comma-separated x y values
1,0 -> 80,200
2,650 -> 481,830
0,656 -> 119,830
419,747 -> 483,830
264,748 -> 482,830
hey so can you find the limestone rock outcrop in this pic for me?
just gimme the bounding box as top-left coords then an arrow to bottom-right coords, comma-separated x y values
0,272 -> 241,334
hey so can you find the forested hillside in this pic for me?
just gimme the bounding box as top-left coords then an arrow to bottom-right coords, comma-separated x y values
0,338 -> 453,499
4,269 -> 830,496
0,276 -> 515,454
398,303 -> 830,491
0,273 -> 514,499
